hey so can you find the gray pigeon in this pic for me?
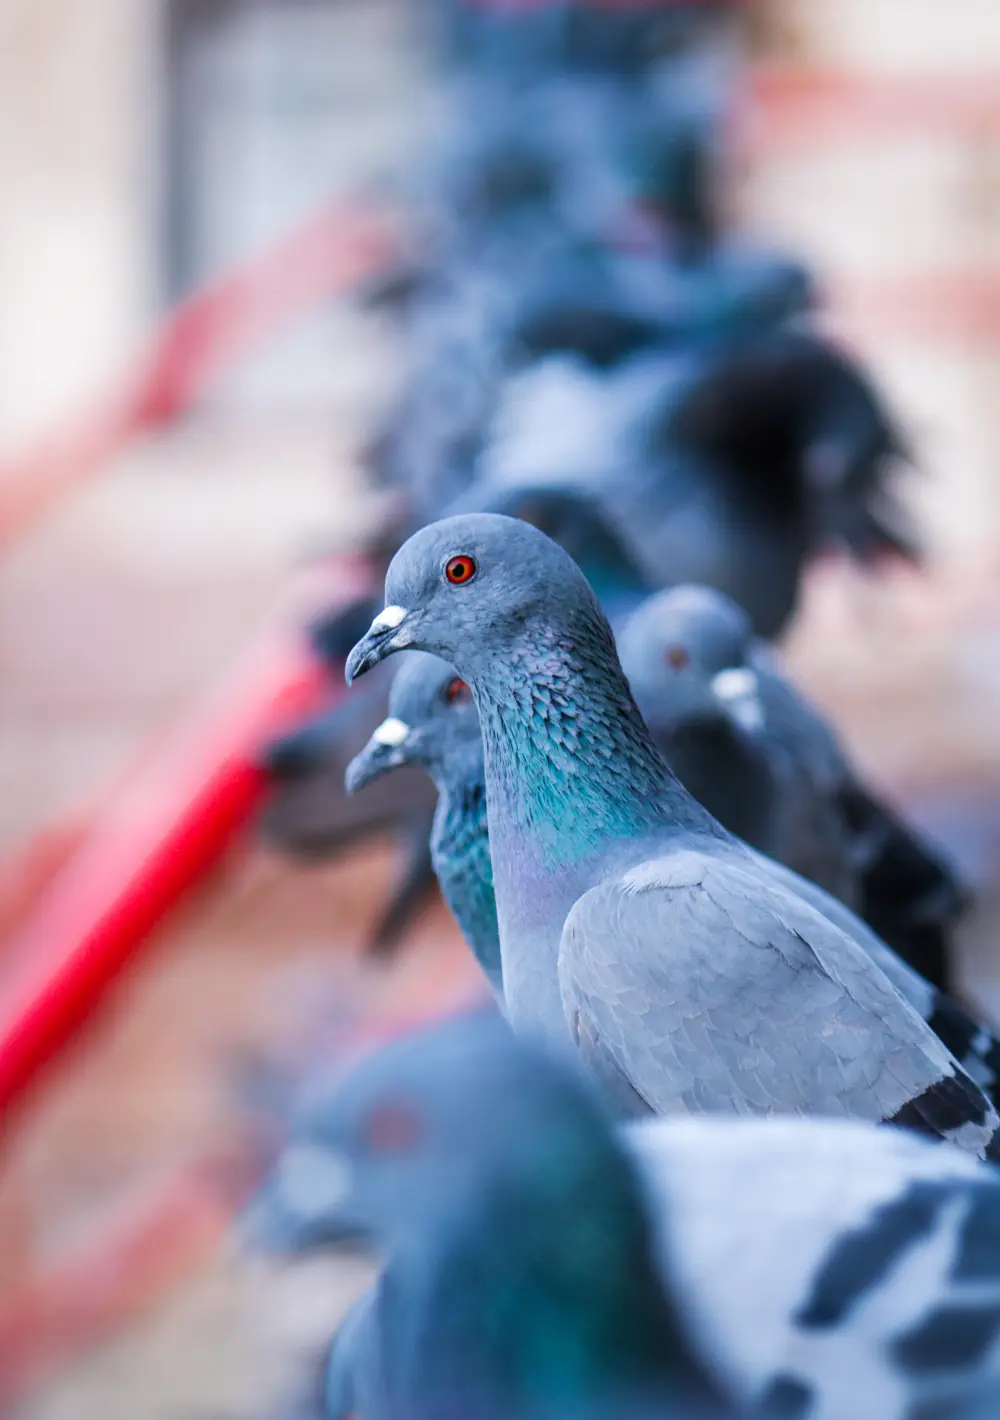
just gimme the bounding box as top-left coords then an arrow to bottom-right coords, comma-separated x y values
618,585 -> 864,913
617,583 -> 968,993
344,652 -> 502,999
344,514 -> 1000,1157
295,606 -> 1000,1118
252,1011 -> 1000,1420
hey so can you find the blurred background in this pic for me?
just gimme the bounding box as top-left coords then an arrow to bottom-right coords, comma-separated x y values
2,1 -> 1000,1416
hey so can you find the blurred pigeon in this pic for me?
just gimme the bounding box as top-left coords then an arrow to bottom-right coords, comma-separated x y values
252,1011 -> 1000,1420
371,241 -> 813,526
345,652 -> 502,998
252,1010 -> 732,1420
618,586 -> 863,912
345,514 -> 999,1156
478,324 -> 914,638
259,666 -> 438,956
618,584 -> 968,992
432,0 -> 738,83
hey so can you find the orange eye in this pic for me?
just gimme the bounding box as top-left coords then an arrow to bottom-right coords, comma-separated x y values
445,554 -> 477,585
444,677 -> 472,705
362,1103 -> 422,1154
665,644 -> 690,671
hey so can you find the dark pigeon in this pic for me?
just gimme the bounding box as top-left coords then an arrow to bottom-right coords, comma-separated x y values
345,652 -> 501,998
617,583 -> 968,993
344,514 -> 1000,1157
371,240 -> 814,529
258,666 -> 438,957
477,324 -> 914,639
251,1012 -> 1000,1420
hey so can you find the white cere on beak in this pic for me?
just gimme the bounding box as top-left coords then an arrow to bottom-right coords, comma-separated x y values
711,668 -> 765,733
370,605 -> 408,634
373,717 -> 411,748
276,1145 -> 354,1223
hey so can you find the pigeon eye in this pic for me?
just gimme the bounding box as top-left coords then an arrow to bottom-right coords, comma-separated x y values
362,1102 -> 422,1155
665,644 -> 690,671
443,677 -> 472,706
445,554 -> 477,586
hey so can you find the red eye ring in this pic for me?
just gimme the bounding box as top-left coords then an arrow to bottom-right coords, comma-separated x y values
362,1102 -> 422,1154
445,554 -> 477,586
444,677 -> 472,705
665,644 -> 690,671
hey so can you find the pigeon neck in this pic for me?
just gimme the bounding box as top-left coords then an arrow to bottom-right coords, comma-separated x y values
431,773 -> 503,996
473,612 -> 709,868
446,1137 -> 721,1419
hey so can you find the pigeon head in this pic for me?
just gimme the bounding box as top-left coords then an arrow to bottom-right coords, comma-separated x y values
344,652 -> 481,796
448,484 -> 650,621
345,513 -> 609,691
618,586 -> 762,735
256,1011 -> 618,1250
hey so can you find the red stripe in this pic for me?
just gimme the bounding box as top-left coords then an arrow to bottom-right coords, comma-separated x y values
0,204 -> 396,550
0,565 -> 369,1122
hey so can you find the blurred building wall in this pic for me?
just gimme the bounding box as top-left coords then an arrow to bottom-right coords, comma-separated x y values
750,0 -> 1000,568
0,0 -> 996,557
777,0 -> 1000,70
0,0 -> 421,449
0,0 -> 152,452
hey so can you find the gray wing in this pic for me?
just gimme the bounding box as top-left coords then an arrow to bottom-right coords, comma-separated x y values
558,848 -> 995,1150
625,1115 -> 1000,1417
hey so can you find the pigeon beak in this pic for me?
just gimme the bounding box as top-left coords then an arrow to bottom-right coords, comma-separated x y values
710,668 -> 765,734
237,1145 -> 369,1255
345,605 -> 411,684
344,718 -> 412,794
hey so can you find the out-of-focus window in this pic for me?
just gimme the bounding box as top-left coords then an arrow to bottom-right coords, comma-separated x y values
161,0 -> 405,408
164,0 -> 351,297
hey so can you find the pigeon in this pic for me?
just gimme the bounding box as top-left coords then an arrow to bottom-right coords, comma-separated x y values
617,586 -> 867,914
434,0 -> 737,84
290,579 -> 999,1112
371,241 -> 813,527
447,482 -> 653,625
345,513 -> 1000,1157
287,525 -> 994,1099
259,492 -> 641,960
252,1010 -> 1000,1420
476,325 -> 914,638
251,1010 -> 733,1420
343,643 -> 767,1001
617,583 -> 969,992
259,667 -> 438,956
345,652 -> 502,998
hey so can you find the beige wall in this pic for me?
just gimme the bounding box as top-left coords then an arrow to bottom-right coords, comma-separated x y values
747,0 -> 1000,565
774,0 -> 1000,73
0,0 -> 157,452
0,0 -> 997,558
